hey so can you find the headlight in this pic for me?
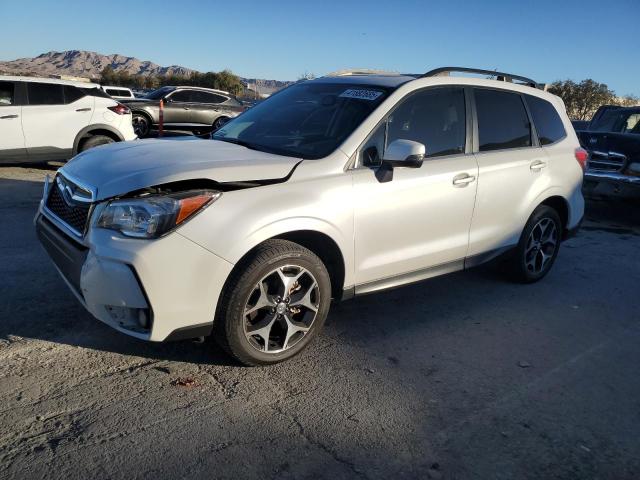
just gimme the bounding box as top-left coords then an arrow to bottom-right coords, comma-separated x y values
96,189 -> 221,238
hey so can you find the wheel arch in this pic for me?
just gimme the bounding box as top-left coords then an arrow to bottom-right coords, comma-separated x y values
539,195 -> 569,236
229,229 -> 347,301
73,124 -> 124,155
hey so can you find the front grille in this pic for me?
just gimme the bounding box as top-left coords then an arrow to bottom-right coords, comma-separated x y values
587,150 -> 626,172
45,177 -> 92,235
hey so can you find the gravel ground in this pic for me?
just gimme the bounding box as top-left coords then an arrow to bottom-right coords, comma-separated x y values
0,165 -> 639,480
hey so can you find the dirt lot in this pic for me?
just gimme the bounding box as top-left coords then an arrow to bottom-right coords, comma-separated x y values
1,165 -> 639,480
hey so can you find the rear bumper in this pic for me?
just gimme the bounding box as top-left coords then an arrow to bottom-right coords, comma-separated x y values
584,171 -> 640,198
35,212 -> 234,342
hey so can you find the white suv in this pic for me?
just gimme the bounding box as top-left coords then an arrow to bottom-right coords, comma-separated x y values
35,67 -> 585,365
0,76 -> 136,163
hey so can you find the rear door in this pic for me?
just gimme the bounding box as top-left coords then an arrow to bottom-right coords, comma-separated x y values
0,80 -> 26,162
467,88 -> 551,257
22,82 -> 94,160
190,91 -> 228,126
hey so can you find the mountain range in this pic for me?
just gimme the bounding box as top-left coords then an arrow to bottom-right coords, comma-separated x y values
0,50 -> 291,93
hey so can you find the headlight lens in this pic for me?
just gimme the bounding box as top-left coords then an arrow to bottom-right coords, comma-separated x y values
96,190 -> 221,238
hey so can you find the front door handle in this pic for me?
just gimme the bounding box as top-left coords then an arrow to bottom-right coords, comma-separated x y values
75,107 -> 91,112
453,173 -> 476,187
530,160 -> 547,171
0,114 -> 18,119
183,107 -> 190,110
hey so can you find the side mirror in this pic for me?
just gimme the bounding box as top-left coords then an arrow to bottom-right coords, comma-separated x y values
382,139 -> 425,168
375,139 -> 425,183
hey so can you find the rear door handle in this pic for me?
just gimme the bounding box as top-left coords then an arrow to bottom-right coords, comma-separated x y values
453,173 -> 476,187
75,107 -> 91,112
530,160 -> 547,171
0,114 -> 18,119
183,107 -> 190,110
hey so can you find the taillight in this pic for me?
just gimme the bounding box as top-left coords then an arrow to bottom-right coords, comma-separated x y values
575,147 -> 588,171
108,103 -> 131,115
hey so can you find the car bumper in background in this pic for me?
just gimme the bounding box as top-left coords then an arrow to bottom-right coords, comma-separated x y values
35,212 -> 234,342
584,171 -> 640,198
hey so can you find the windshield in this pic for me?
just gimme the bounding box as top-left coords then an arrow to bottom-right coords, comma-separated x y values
144,86 -> 174,100
212,82 -> 389,159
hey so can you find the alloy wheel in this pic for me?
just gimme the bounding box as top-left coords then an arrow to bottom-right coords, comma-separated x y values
243,265 -> 320,354
132,115 -> 149,137
524,217 -> 558,274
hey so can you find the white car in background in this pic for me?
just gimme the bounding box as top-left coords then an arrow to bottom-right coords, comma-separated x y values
101,85 -> 136,100
35,67 -> 585,365
0,76 -> 136,163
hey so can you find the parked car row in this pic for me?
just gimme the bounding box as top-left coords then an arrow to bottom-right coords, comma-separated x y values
0,75 -> 246,163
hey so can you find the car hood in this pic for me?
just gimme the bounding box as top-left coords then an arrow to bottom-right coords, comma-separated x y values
61,138 -> 302,200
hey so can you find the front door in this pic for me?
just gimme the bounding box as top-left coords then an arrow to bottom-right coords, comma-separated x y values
163,89 -> 195,126
353,86 -> 478,291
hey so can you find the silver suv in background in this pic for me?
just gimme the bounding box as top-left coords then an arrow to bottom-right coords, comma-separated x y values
122,86 -> 244,137
36,67 -> 584,365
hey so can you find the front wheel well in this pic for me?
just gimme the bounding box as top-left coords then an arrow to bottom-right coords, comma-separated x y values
235,231 -> 346,301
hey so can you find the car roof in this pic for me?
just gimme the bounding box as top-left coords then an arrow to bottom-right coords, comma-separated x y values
166,85 -> 230,95
309,73 -> 416,89
102,85 -> 133,90
0,75 -> 99,88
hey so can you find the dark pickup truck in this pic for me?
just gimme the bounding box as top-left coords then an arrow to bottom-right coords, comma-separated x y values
577,105 -> 640,198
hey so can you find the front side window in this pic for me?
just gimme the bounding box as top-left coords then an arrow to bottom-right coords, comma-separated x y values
359,87 -> 466,166
475,89 -> 531,152
0,81 -> 14,106
27,83 -> 65,105
168,90 -> 192,102
525,94 -> 566,145
213,82 -> 389,159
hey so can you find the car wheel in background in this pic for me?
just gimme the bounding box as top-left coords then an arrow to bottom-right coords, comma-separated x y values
132,113 -> 151,137
212,116 -> 229,132
213,239 -> 331,366
510,205 -> 562,283
79,135 -> 115,152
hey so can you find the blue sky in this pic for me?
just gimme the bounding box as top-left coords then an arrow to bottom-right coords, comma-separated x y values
1,0 -> 638,95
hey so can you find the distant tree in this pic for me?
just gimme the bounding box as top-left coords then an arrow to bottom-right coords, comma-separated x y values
614,94 -> 639,107
298,71 -> 315,81
548,79 -> 616,120
100,65 -> 116,85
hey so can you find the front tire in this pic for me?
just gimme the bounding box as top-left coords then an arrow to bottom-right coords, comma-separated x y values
132,113 -> 151,137
214,239 -> 331,366
510,205 -> 562,283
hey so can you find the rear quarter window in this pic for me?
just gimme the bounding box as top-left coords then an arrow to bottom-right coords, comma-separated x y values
525,95 -> 566,145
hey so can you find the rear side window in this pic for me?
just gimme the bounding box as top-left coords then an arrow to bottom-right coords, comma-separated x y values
0,81 -> 14,106
63,85 -> 86,104
80,87 -> 112,99
192,91 -> 227,104
475,89 -> 531,151
27,83 -> 65,105
525,95 -> 566,145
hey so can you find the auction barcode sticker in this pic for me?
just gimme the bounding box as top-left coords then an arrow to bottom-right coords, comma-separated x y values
339,89 -> 383,101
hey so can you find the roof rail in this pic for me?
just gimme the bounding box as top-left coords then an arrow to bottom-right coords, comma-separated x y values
324,69 -> 403,77
422,67 -> 541,89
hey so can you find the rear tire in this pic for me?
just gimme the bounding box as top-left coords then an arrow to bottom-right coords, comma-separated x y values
213,239 -> 331,366
212,116 -> 229,132
79,135 -> 115,152
509,205 -> 562,283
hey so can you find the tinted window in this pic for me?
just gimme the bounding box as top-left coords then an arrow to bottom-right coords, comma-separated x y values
144,86 -> 174,100
386,87 -> 466,158
192,91 -> 227,104
63,85 -> 86,104
169,90 -> 192,102
213,82 -> 389,159
475,89 -> 531,151
0,81 -> 14,106
27,83 -> 65,105
525,95 -> 566,145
